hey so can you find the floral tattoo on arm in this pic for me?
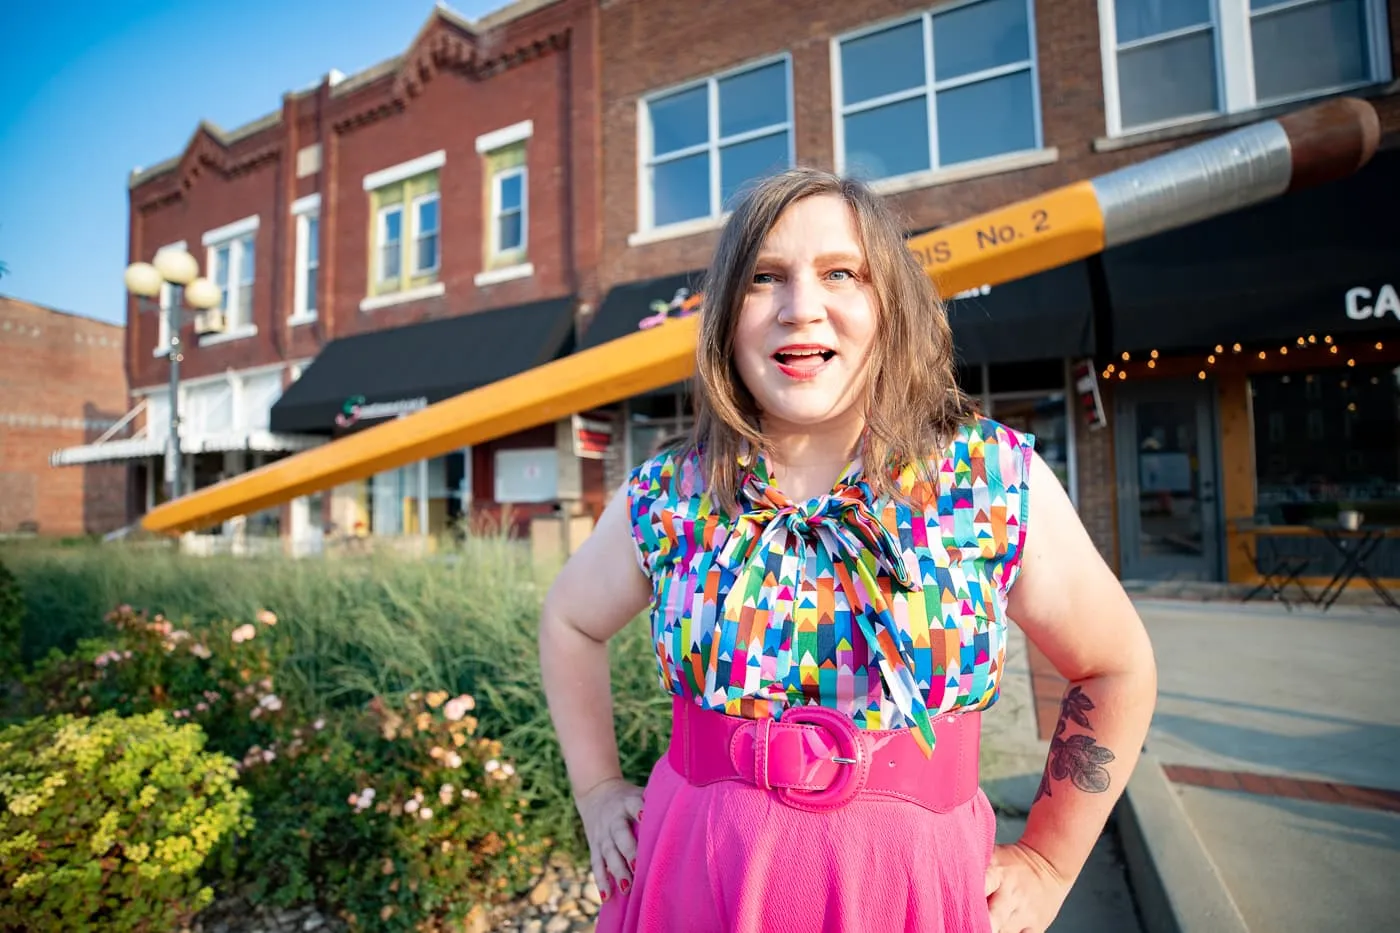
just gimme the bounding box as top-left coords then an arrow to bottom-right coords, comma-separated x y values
1034,685 -> 1116,802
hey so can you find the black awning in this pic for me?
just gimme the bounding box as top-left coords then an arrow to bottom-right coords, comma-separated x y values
943,260 -> 1097,365
580,270 -> 706,351
1102,146 -> 1400,354
270,296 -> 576,435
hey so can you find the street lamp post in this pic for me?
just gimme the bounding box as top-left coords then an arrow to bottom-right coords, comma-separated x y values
123,252 -> 220,501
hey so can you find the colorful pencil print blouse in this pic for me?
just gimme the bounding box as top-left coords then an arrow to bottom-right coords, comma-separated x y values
626,417 -> 1034,755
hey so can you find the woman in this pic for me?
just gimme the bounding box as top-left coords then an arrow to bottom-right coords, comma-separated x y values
539,168 -> 1157,933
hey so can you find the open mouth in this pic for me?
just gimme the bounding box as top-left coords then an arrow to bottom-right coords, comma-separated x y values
772,346 -> 836,378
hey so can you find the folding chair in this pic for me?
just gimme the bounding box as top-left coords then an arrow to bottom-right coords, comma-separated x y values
1238,521 -> 1313,610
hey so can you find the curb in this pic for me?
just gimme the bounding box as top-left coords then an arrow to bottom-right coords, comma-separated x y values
1117,752 -> 1250,933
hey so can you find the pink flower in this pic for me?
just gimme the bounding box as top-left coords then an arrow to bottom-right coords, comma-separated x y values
418,807 -> 433,821
442,694 -> 475,722
195,702 -> 208,712
404,799 -> 420,814
262,749 -> 276,763
231,624 -> 256,644
190,643 -> 211,659
259,694 -> 283,712
438,784 -> 454,804
256,609 -> 277,626
313,718 -> 325,731
445,752 -> 463,769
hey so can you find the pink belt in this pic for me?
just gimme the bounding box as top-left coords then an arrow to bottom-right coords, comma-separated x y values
667,696 -> 980,814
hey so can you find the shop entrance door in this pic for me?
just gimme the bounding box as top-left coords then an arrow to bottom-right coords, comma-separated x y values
1115,379 -> 1223,581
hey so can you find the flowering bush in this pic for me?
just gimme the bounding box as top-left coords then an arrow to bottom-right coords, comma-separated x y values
229,690 -> 545,932
0,709 -> 252,932
24,604 -> 286,760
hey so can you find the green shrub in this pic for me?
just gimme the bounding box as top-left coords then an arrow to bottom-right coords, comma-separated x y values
0,709 -> 251,932
0,560 -> 21,683
227,691 -> 545,931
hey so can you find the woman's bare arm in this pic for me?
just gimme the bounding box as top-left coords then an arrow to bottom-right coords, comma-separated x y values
1006,452 -> 1159,886
539,483 -> 654,801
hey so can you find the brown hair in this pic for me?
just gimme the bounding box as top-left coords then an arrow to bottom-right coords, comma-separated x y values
689,167 -> 976,509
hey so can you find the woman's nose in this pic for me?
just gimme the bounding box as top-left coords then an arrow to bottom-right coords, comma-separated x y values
776,275 -> 826,326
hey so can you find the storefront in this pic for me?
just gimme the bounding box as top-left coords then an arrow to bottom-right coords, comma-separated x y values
270,297 -> 578,545
1096,146 -> 1400,585
50,363 -> 321,550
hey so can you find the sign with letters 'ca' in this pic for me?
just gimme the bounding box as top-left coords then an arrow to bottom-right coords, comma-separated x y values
1345,284 -> 1399,321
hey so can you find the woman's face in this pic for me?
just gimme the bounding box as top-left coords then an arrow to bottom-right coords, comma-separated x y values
734,194 -> 879,435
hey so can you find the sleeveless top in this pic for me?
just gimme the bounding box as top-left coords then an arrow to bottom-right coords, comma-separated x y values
625,417 -> 1033,757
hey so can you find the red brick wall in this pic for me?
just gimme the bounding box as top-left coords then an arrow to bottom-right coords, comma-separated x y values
0,298 -> 129,536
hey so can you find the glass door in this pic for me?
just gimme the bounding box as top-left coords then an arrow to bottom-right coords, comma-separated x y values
1114,379 -> 1222,581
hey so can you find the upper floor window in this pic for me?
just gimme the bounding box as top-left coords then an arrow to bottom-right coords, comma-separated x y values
202,215 -> 259,336
1103,0 -> 1391,135
640,56 -> 793,231
362,150 -> 445,303
151,240 -> 186,357
291,194 -> 319,324
835,0 -> 1040,182
476,120 -> 534,282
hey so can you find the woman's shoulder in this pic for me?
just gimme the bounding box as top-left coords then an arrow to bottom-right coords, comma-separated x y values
893,416 -> 1035,498
627,442 -> 708,507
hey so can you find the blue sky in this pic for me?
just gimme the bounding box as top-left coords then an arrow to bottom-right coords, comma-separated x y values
0,0 -> 502,324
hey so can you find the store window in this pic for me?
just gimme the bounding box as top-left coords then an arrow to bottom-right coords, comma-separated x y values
984,360 -> 1074,498
626,386 -> 693,470
1252,365 -> 1400,524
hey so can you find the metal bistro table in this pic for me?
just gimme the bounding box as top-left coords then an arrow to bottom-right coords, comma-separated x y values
1243,521 -> 1400,612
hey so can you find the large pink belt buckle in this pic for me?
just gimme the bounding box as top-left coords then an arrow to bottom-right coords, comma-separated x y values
773,705 -> 868,813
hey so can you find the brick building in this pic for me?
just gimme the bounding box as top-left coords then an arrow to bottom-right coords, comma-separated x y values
1,297 -> 128,537
579,0 -> 1400,585
67,0 -> 602,551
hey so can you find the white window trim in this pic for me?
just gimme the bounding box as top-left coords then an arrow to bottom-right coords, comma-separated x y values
636,52 -> 795,237
830,0 -> 1043,182
362,150 -> 446,191
204,230 -> 256,332
198,324 -> 259,348
291,196 -> 320,324
151,240 -> 187,358
411,192 -> 441,276
490,166 -> 528,259
1098,0 -> 1393,138
377,204 -> 404,285
201,215 -> 260,246
476,119 -> 534,153
474,263 -> 534,287
359,281 -> 446,312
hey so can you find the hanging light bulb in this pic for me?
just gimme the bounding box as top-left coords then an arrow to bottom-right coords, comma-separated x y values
1348,402 -> 1358,412
1280,346 -> 1288,355
1376,342 -> 1384,351
1308,335 -> 1317,344
1215,344 -> 1224,354
1148,360 -> 1156,369
1197,370 -> 1207,380
1207,354 -> 1216,364
1296,337 -> 1306,347
1233,343 -> 1242,353
1121,351 -> 1131,362
1330,346 -> 1339,354
1118,371 -> 1127,380
1324,335 -> 1333,344
1150,349 -> 1159,360
1347,358 -> 1356,367
1106,363 -> 1116,374
1258,350 -> 1267,360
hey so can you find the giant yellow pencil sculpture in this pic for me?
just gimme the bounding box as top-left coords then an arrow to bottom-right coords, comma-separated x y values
142,98 -> 1378,534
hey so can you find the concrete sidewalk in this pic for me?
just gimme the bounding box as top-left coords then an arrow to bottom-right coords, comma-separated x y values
1133,598 -> 1400,933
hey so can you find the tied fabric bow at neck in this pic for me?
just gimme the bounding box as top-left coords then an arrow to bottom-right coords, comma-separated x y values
707,465 -> 939,756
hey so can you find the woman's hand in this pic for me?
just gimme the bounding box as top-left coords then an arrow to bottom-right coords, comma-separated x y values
985,841 -> 1071,933
575,776 -> 645,901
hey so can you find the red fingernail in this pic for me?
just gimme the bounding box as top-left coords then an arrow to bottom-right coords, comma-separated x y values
600,890 -> 609,902
629,858 -> 637,871
638,809 -> 644,822
620,879 -> 630,893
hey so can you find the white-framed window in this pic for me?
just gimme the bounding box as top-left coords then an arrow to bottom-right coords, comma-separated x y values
291,194 -> 320,323
413,193 -> 440,275
491,167 -> 526,257
834,0 -> 1040,182
202,215 -> 259,332
378,205 -> 404,283
639,54 -> 793,231
1101,0 -> 1392,136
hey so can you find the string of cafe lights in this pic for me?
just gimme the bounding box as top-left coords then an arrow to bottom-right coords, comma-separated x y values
1102,333 -> 1389,382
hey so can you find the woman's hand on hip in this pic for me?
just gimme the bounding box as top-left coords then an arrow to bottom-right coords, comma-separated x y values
985,841 -> 1071,933
575,776 -> 645,901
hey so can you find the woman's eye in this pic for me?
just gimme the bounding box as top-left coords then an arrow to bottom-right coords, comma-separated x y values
752,272 -> 776,285
827,269 -> 855,282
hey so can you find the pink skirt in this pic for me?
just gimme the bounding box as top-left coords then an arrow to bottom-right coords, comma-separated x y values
595,753 -> 997,933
